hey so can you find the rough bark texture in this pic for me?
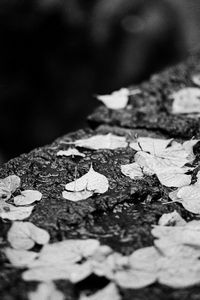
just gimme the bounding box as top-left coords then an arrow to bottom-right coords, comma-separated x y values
1,53 -> 200,299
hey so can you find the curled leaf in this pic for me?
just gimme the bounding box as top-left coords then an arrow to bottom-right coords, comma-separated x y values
74,133 -> 127,150
64,165 -> 109,201
14,190 -> 42,206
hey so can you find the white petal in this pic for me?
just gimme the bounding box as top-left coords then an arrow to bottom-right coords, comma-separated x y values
14,190 -> 42,206
65,165 -> 109,194
158,211 -> 186,226
171,87 -> 200,114
62,190 -> 93,201
28,282 -> 64,300
0,204 -> 34,220
74,134 -> 127,150
57,148 -> 85,157
121,162 -> 143,179
80,283 -> 121,300
7,222 -> 50,250
97,88 -> 129,110
4,248 -> 38,268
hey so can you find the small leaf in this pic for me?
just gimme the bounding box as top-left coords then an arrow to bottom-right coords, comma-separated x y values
171,87 -> 200,114
158,211 -> 186,226
74,134 -> 128,150
14,190 -> 42,206
156,168 -> 192,187
121,163 -> 143,180
65,165 -> 109,195
0,203 -> 34,220
97,88 -> 130,110
57,148 -> 85,157
28,282 -> 64,300
7,222 -> 50,250
4,248 -> 38,267
80,283 -> 121,300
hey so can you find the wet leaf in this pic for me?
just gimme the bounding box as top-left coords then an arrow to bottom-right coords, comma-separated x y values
7,222 -> 50,250
97,88 -> 130,110
171,87 -> 200,114
80,283 -> 121,300
28,282 -> 64,300
57,148 -> 85,157
14,190 -> 42,206
64,165 -> 109,201
74,133 -> 128,150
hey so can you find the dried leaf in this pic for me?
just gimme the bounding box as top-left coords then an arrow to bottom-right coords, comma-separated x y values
0,203 -> 34,220
171,87 -> 200,114
158,211 -> 186,226
74,133 -> 127,150
7,222 -> 50,250
97,88 -> 130,110
121,162 -> 143,180
4,248 -> 38,267
28,282 -> 64,300
64,165 -> 109,199
80,283 -> 121,300
0,175 -> 20,201
57,148 -> 85,157
14,190 -> 42,206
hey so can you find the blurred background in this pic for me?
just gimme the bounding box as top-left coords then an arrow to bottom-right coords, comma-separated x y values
0,0 -> 200,162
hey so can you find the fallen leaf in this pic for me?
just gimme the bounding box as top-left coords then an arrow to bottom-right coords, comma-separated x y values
121,162 -> 143,180
74,133 -> 128,150
57,148 -> 85,157
130,137 -> 172,155
0,175 -> 20,201
0,203 -> 34,220
80,283 -> 121,300
156,167 -> 192,187
169,171 -> 200,213
64,165 -> 109,200
171,87 -> 200,114
28,282 -> 64,300
14,190 -> 42,206
4,248 -> 39,267
97,88 -> 130,110
158,211 -> 186,226
7,222 -> 50,250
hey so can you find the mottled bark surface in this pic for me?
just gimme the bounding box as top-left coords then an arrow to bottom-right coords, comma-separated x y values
1,53 -> 200,299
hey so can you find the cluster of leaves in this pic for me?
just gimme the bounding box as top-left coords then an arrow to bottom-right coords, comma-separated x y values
0,175 -> 42,220
121,137 -> 197,188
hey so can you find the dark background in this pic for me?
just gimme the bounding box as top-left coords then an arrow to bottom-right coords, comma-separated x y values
0,0 -> 200,162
